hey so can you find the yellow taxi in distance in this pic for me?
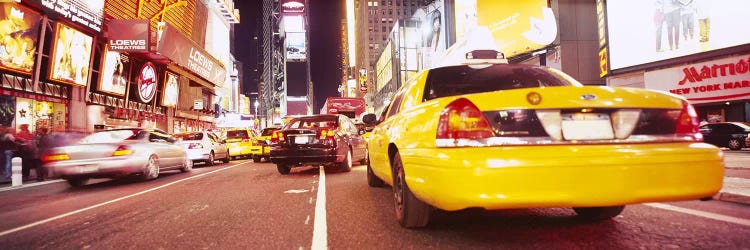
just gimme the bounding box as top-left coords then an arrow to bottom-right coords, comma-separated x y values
251,127 -> 280,162
362,50 -> 724,228
224,129 -> 258,159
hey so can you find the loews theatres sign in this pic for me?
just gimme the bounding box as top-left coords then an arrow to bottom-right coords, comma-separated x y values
107,20 -> 149,52
156,23 -> 225,86
645,54 -> 750,104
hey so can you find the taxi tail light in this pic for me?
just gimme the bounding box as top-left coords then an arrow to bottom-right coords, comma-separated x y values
674,100 -> 702,141
436,98 -> 494,139
241,138 -> 250,143
112,145 -> 134,156
188,143 -> 203,149
42,153 -> 70,163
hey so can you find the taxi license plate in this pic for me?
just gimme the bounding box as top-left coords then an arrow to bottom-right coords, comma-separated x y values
294,136 -> 311,144
561,113 -> 614,140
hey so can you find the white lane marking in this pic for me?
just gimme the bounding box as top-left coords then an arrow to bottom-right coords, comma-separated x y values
285,189 -> 310,194
311,167 -> 327,250
0,161 -> 252,238
309,197 -> 313,204
645,203 -> 750,227
305,215 -> 311,225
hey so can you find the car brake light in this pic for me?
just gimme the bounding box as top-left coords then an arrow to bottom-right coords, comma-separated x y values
188,143 -> 203,149
675,100 -> 702,140
436,98 -> 494,139
319,129 -> 335,139
112,145 -> 133,156
42,153 -> 70,163
241,138 -> 249,143
271,131 -> 284,143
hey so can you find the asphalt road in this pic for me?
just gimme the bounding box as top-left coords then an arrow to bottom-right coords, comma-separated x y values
1,159 -> 749,249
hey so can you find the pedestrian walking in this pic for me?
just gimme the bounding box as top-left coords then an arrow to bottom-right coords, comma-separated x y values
0,127 -> 20,180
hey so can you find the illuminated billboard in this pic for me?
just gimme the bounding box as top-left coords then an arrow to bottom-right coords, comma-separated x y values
282,0 -> 305,13
605,0 -> 750,70
453,0 -> 556,58
0,3 -> 41,75
286,32 -> 306,61
415,0 -> 447,69
161,71 -> 179,107
98,45 -> 129,96
50,23 -> 93,87
283,15 -> 305,32
28,0 -> 104,32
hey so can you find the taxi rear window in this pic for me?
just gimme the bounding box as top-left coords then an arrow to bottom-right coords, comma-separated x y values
423,64 -> 576,101
225,130 -> 249,139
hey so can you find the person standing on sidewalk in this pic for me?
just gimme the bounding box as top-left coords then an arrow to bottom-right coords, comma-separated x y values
0,127 -> 19,180
15,124 -> 34,180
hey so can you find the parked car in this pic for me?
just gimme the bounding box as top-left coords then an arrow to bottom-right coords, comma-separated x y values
270,114 -> 368,175
224,128 -> 258,159
175,131 -> 230,165
42,128 -> 192,187
251,127 -> 280,162
363,50 -> 724,228
699,122 -> 750,150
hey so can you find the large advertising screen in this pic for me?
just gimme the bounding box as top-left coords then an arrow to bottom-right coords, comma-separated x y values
28,0 -> 103,32
98,45 -> 129,96
605,0 -> 750,70
50,22 -> 93,87
0,3 -> 41,75
453,0 -> 556,58
415,0 -> 447,69
286,32 -> 306,61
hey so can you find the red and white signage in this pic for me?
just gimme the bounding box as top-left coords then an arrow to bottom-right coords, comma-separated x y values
644,54 -> 750,104
137,62 -> 157,103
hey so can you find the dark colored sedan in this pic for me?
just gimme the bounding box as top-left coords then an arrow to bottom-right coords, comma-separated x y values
269,114 -> 368,175
699,122 -> 750,150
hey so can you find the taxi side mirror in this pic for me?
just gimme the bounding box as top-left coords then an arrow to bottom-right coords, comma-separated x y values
363,113 -> 378,125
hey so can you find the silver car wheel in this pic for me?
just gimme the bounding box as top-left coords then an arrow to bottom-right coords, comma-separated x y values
181,158 -> 193,172
143,156 -> 159,180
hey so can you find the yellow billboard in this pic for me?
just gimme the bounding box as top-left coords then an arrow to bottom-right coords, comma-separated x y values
454,0 -> 556,58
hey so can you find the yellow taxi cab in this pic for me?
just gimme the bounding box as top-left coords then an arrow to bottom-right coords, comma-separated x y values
224,128 -> 258,160
250,127 -> 280,162
362,50 -> 724,228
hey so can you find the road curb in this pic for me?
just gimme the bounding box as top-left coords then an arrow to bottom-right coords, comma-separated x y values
714,191 -> 750,205
0,179 -> 65,193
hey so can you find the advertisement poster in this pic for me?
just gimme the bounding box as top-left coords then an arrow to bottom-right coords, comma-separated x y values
605,0 -> 750,70
98,46 -> 129,96
50,23 -> 93,86
286,32 -> 306,61
643,54 -> 750,104
0,3 -> 41,74
0,95 -> 15,127
453,0 -> 557,58
161,71 -> 179,107
414,0 -> 447,69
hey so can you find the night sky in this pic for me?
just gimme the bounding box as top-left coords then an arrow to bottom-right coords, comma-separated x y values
234,0 -> 344,113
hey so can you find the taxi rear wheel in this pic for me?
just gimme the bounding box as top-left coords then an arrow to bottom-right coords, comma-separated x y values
573,206 -> 625,221
253,155 -> 261,162
222,150 -> 230,163
392,152 -> 431,228
277,164 -> 291,175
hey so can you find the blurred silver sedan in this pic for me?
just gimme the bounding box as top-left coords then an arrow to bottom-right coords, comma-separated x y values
42,128 -> 192,187
174,131 -> 230,166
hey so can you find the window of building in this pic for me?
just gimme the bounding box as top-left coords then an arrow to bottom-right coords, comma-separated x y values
374,1 -> 378,6
382,26 -> 386,32
388,9 -> 392,15
368,1 -> 373,6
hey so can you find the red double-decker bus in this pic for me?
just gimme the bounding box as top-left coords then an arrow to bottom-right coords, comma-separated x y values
320,97 -> 366,120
